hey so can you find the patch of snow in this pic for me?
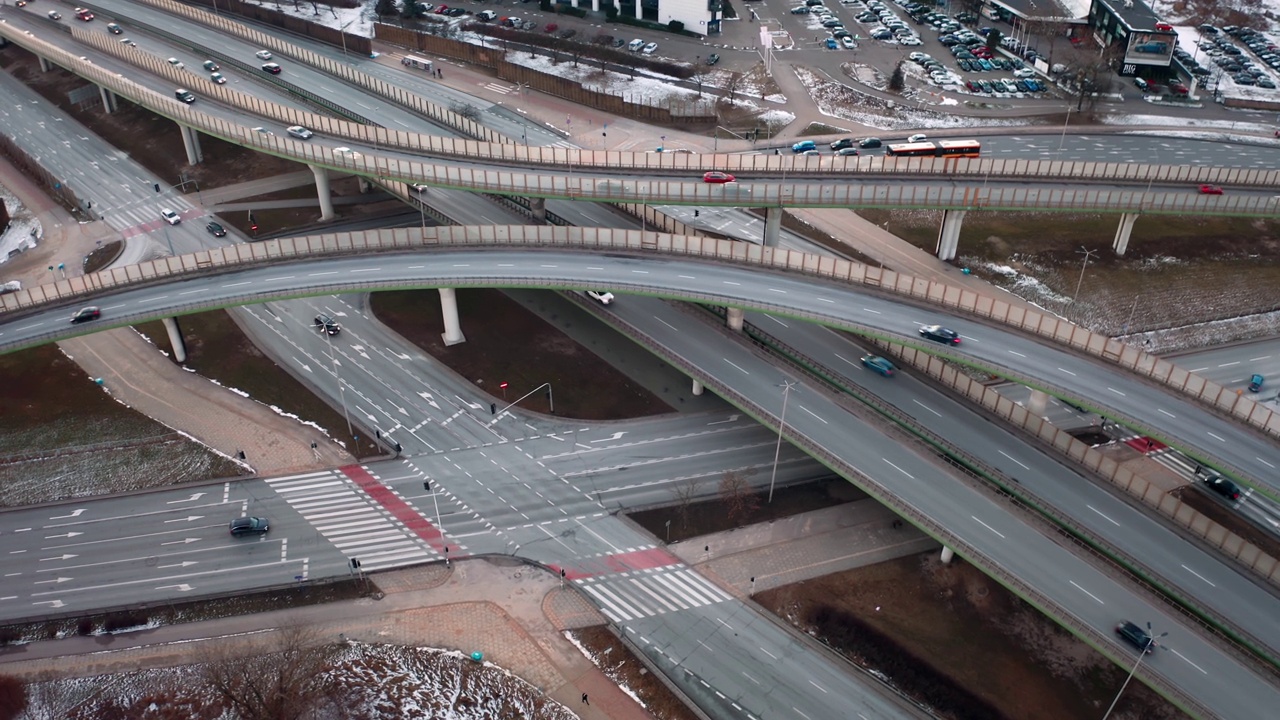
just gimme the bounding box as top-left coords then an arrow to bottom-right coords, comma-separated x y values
0,182 -> 42,266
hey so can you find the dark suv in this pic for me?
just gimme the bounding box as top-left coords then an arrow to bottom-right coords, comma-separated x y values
919,324 -> 961,344
1203,474 -> 1242,501
1115,620 -> 1155,653
314,314 -> 341,336
229,517 -> 270,536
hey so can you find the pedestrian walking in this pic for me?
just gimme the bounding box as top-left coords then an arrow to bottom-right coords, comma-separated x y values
581,692 -> 589,705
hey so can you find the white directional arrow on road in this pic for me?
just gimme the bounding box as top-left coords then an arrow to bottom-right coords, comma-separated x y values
33,600 -> 65,608
388,399 -> 409,416
591,431 -> 627,443
50,509 -> 86,519
39,554 -> 77,562
391,350 -> 411,360
164,516 -> 204,524
44,531 -> 83,539
706,415 -> 741,425
158,561 -> 199,569
161,538 -> 202,546
417,391 -> 440,410
293,356 -> 312,373
34,577 -> 74,585
167,493 -> 207,504
352,345 -> 370,359
157,584 -> 195,592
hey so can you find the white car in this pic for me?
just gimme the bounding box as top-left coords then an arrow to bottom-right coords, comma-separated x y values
841,36 -> 855,49
286,125 -> 313,139
161,209 -> 181,225
1013,68 -> 1036,79
332,146 -> 362,159
586,290 -> 615,305
899,36 -> 922,46
255,50 -> 273,60
167,57 -> 184,69
642,42 -> 658,55
907,133 -> 928,142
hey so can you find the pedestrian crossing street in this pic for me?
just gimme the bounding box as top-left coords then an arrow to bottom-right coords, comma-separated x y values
577,564 -> 734,623
265,470 -> 436,571
103,197 -> 198,235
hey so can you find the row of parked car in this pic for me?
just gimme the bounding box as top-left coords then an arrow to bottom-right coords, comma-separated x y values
849,0 -> 924,46
908,52 -> 1046,95
1198,27 -> 1279,89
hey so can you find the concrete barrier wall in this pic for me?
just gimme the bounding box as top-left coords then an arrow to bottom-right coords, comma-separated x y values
876,340 -> 1280,587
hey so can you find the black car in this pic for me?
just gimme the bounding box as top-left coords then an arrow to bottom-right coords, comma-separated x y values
831,138 -> 856,150
70,306 -> 102,324
262,62 -> 282,74
314,314 -> 341,336
706,53 -> 720,65
1115,620 -> 1155,653
919,324 -> 961,344
229,516 -> 270,536
206,221 -> 227,237
558,28 -> 577,39
859,137 -> 882,148
1203,474 -> 1242,501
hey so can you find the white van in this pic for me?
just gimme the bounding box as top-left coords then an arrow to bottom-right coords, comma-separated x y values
477,10 -> 497,21
628,38 -> 645,52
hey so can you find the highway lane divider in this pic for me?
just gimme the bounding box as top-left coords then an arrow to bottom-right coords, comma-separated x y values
0,226 -> 1274,497
730,313 -> 1280,676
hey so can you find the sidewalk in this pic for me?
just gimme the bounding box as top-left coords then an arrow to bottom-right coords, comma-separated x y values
1,561 -> 648,720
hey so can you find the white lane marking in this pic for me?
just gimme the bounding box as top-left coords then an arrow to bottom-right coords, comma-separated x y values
1218,361 -> 1240,367
760,647 -> 777,660
308,271 -> 338,276
1106,387 -> 1126,396
350,268 -> 380,273
998,450 -> 1029,470
540,264 -> 558,268
835,353 -> 858,367
139,296 -> 169,303
263,276 -> 295,282
1249,355 -> 1270,362
655,317 -> 679,331
912,399 -> 942,417
742,671 -> 760,685
970,516 -> 1005,539
1206,432 -> 1226,442
1181,564 -> 1216,587
1057,368 -> 1077,376
1069,580 -> 1104,604
723,281 -> 741,286
799,406 -> 827,424
764,315 -> 788,327
1087,505 -> 1120,526
862,308 -> 882,314
678,275 -> 697,280
1171,649 -> 1207,674
1157,408 -> 1176,418
818,297 -> 834,303
768,288 -> 787,294
222,281 -> 251,288
1008,350 -> 1026,358
723,359 -> 750,375
808,680 -> 827,694
1258,457 -> 1276,469
882,459 -> 914,479
179,289 -> 205,295
1188,367 -> 1208,373
631,270 -> 650,274
587,266 -> 605,271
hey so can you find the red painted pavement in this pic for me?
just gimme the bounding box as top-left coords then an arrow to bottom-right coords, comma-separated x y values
340,464 -> 450,554
551,547 -> 680,581
1125,436 -> 1167,454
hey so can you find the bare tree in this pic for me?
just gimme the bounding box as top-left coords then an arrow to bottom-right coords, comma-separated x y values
722,71 -> 743,104
1023,18 -> 1072,65
201,622 -> 344,720
12,671 -> 93,720
670,478 -> 703,529
1061,45 -> 1118,112
0,675 -> 27,720
719,469 -> 760,524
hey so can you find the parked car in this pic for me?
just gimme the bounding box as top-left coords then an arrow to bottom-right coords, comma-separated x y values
706,53 -> 720,65
1249,373 -> 1264,392
642,42 -> 658,54
70,306 -> 101,324
861,355 -> 896,376
229,517 -> 270,536
559,28 -> 577,39
544,23 -> 558,33
1203,474 -> 1242,501
702,171 -> 736,183
919,324 -> 960,344
1115,621 -> 1156,653
314,314 -> 342,335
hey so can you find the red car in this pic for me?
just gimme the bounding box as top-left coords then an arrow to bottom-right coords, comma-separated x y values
434,5 -> 449,13
702,171 -> 736,184
1198,184 -> 1224,195
544,23 -> 558,33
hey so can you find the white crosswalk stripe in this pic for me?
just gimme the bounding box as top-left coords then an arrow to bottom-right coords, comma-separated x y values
576,567 -> 733,622
482,82 -> 514,94
104,199 -> 198,232
550,141 -> 576,149
265,470 -> 432,570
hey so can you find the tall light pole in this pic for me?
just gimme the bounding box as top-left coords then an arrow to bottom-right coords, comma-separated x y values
324,327 -> 354,437
1073,246 -> 1099,309
1102,623 -> 1167,720
1056,104 -> 1072,156
768,380 -> 797,504
340,20 -> 355,61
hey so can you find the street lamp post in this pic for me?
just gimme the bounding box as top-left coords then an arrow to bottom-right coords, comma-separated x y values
1102,624 -> 1167,720
1072,246 -> 1099,309
340,20 -> 355,61
324,328 -> 354,437
767,380 -> 797,504
1056,104 -> 1072,156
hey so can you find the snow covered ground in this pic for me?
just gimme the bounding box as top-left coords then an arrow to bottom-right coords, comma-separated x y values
0,182 -> 41,267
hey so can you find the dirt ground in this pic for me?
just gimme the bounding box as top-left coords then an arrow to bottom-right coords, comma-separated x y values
755,553 -> 1186,720
370,289 -> 673,420
570,626 -> 699,720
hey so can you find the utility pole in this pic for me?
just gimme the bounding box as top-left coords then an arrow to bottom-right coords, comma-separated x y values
768,380 -> 797,504
1073,246 -> 1099,310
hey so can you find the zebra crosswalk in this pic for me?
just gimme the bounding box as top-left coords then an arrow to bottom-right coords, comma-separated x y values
482,82 -> 514,94
103,198 -> 198,235
265,470 -> 434,570
577,566 -> 734,623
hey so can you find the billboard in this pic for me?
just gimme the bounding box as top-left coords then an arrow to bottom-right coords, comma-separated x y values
1123,32 -> 1177,67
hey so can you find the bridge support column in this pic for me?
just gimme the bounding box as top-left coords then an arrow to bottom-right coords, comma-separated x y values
310,165 -> 336,221
935,210 -> 966,261
1027,390 -> 1049,415
179,126 -> 202,165
726,307 -> 744,332
358,178 -> 374,193
99,86 -> 117,113
1112,213 -> 1139,256
692,379 -> 704,396
438,288 -> 466,346
162,317 -> 188,363
38,56 -> 52,73
940,546 -> 955,564
763,207 -> 783,247
529,197 -> 547,224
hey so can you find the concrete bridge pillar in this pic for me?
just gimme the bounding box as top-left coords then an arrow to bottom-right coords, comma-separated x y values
1112,213 -> 1139,256
726,307 -> 744,332
935,210 -> 966,261
310,165 -> 336,221
529,197 -> 547,224
180,126 -> 203,165
763,207 -> 783,247
940,546 -> 955,564
438,288 -> 466,346
162,317 -> 188,363
38,56 -> 52,73
1027,390 -> 1049,415
358,178 -> 374,193
99,86 -> 117,113
692,379 -> 704,396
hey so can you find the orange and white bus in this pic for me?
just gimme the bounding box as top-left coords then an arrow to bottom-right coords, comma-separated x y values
885,139 -> 982,158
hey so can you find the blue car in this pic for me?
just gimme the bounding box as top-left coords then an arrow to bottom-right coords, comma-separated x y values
861,355 -> 896,376
1249,373 -> 1264,392
826,38 -> 839,49
791,140 -> 817,153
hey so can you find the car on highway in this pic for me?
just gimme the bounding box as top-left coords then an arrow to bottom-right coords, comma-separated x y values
120,38 -> 138,47
332,146 -> 362,160
703,171 -> 736,183
314,314 -> 342,335
167,57 -> 185,69
75,7 -> 94,20
859,137 -> 882,148
836,147 -> 860,156
1249,373 -> 1265,392
919,324 -> 960,344
586,290 -> 615,305
1198,184 -> 1224,194
907,133 -> 927,142
229,517 -> 270,537
203,60 -> 220,72
161,208 -> 181,225
791,140 -> 817,153
70,306 -> 102,324
262,63 -> 282,75
206,221 -> 227,237
255,50 -> 273,60
47,11 -> 63,21
831,138 -> 856,150
860,355 -> 896,376
107,23 -> 123,34
287,125 -> 314,139
1203,474 -> 1243,500
1116,620 -> 1155,653
210,72 -> 226,84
